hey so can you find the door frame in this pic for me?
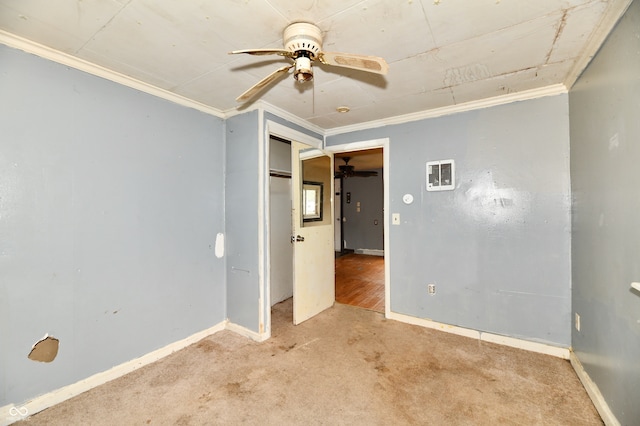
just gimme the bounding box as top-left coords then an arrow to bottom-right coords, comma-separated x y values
334,177 -> 342,252
263,120 -> 323,337
324,138 -> 391,317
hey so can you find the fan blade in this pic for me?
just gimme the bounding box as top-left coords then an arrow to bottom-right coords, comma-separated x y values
229,48 -> 294,58
353,171 -> 378,177
236,65 -> 293,102
319,51 -> 389,75
335,170 -> 377,178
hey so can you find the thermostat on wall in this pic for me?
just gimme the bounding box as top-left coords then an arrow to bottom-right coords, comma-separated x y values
426,159 -> 455,191
402,194 -> 414,204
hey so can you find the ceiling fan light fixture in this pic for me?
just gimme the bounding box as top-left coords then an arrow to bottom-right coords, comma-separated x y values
294,56 -> 313,82
230,21 -> 388,102
283,22 -> 323,56
336,156 -> 379,179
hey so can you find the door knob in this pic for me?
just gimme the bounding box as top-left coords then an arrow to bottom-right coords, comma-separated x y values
291,235 -> 305,243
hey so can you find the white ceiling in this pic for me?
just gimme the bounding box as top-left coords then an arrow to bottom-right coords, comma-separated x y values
0,0 -> 630,131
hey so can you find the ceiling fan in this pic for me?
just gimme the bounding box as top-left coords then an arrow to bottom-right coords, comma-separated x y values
335,157 -> 378,179
229,22 -> 389,102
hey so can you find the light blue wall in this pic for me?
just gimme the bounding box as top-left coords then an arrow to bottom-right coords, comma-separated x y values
569,1 -> 640,423
0,45 -> 226,406
5,15 -> 616,411
225,111 -> 323,334
328,95 -> 572,346
225,111 -> 261,331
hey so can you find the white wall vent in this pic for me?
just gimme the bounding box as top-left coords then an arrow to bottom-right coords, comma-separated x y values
426,160 -> 455,191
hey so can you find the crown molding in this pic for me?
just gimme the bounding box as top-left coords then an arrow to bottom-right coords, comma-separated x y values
0,30 -> 226,119
324,84 -> 568,136
0,29 -> 322,136
564,0 -> 633,89
224,100 -> 326,140
1,29 -> 571,139
257,100 -> 326,137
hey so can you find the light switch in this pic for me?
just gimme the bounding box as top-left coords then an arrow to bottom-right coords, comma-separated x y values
215,233 -> 224,258
392,213 -> 400,225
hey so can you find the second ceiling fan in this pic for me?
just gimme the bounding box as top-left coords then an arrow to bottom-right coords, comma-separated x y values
229,22 -> 389,102
335,157 -> 378,179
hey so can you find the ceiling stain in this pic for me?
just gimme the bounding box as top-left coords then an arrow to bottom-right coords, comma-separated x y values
0,0 -> 631,129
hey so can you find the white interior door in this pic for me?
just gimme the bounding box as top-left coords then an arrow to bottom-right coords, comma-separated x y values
291,141 -> 335,325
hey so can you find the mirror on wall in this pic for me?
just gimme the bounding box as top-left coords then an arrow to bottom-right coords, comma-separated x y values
301,151 -> 331,227
303,181 -> 323,221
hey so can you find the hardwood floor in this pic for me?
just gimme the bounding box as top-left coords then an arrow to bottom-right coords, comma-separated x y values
335,253 -> 385,313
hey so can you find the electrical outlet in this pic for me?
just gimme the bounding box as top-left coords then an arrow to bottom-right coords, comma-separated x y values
575,313 -> 580,331
427,283 -> 436,295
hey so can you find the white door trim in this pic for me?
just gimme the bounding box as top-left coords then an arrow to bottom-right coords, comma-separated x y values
325,138 -> 390,317
263,120 -> 323,336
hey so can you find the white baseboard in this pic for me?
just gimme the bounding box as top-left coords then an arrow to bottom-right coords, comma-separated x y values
226,321 -> 270,342
355,249 -> 384,256
0,321 -> 227,425
2,313 -> 578,425
569,351 -> 620,426
387,311 -> 570,359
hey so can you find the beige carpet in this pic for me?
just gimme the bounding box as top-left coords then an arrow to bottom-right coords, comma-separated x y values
21,299 -> 601,425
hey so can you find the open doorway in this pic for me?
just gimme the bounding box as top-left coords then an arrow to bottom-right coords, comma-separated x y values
266,126 -> 390,330
333,148 -> 385,313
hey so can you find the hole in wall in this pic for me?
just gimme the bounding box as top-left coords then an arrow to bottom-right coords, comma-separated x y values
28,334 -> 59,363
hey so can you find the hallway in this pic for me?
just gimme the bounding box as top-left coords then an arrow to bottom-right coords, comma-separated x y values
335,253 -> 385,313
